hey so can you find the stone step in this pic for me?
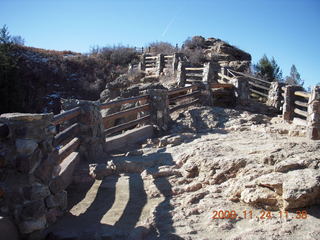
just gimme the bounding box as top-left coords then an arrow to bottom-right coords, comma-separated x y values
49,152 -> 80,194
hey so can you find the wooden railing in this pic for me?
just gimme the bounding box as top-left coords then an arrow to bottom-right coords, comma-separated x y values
292,90 -> 310,125
168,85 -> 200,113
185,67 -> 204,84
227,69 -> 272,100
52,107 -> 81,164
100,95 -> 151,136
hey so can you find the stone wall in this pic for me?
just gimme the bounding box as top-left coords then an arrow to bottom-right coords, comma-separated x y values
0,113 -> 67,236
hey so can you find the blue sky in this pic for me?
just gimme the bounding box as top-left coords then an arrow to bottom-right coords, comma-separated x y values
1,0 -> 319,87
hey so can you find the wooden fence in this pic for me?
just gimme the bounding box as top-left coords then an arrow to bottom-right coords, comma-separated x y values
168,85 -> 200,113
185,67 -> 204,85
52,107 -> 81,164
292,88 -> 310,126
100,95 -> 151,136
227,69 -> 272,100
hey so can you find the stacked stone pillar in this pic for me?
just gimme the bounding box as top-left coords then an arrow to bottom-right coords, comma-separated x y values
0,113 -> 65,236
266,82 -> 286,112
230,76 -> 250,105
61,99 -> 105,161
176,61 -> 186,87
307,86 -> 320,140
145,89 -> 170,132
172,53 -> 183,73
282,85 -> 304,122
155,53 -> 165,76
138,54 -> 146,71
203,61 -> 219,84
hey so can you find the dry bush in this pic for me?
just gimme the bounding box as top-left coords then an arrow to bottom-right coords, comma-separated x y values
183,36 -> 206,49
93,45 -> 139,66
146,41 -> 176,54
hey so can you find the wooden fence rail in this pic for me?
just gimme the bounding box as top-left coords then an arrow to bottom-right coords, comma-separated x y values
294,91 -> 311,99
54,123 -> 80,147
169,85 -> 198,96
103,104 -> 150,124
170,98 -> 200,113
104,115 -> 150,136
52,107 -> 81,125
100,95 -> 149,110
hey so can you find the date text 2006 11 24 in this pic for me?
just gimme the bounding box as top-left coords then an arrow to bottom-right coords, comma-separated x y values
212,210 -> 308,220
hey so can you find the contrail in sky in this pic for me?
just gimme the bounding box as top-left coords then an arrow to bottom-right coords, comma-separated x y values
161,12 -> 179,37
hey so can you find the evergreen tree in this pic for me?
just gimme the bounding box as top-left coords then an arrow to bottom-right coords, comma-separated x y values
0,25 -> 23,113
285,64 -> 304,86
254,55 -> 283,82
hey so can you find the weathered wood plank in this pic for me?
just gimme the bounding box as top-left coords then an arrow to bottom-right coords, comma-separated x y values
250,88 -> 269,98
210,83 -> 235,89
294,100 -> 308,108
169,91 -> 200,103
294,108 -> 308,118
294,91 -> 310,99
168,85 -> 198,96
104,115 -> 151,136
228,69 -> 272,85
58,137 -> 80,163
54,123 -> 80,147
100,95 -> 149,110
218,73 -> 234,81
103,104 -> 150,123
185,67 -> 204,71
169,99 -> 200,113
53,107 -> 81,125
248,81 -> 270,91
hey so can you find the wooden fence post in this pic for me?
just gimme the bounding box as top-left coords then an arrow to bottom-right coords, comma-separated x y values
307,86 -> 320,140
282,85 -> 304,122
156,53 -> 164,76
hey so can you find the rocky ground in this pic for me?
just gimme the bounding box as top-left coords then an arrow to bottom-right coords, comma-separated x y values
47,104 -> 320,240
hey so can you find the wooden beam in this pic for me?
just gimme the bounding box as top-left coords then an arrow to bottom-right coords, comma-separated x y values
210,83 -> 234,89
294,108 -> 308,118
250,88 -> 269,98
294,91 -> 310,99
104,115 -> 150,136
218,73 -> 234,82
248,81 -> 270,91
145,56 -> 157,59
53,107 -> 81,125
169,91 -> 200,103
100,95 -> 149,110
103,104 -> 150,123
228,69 -> 272,85
185,67 -> 204,71
168,85 -> 198,96
54,123 -> 80,147
58,137 -> 80,164
170,99 -> 200,113
294,100 -> 308,108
